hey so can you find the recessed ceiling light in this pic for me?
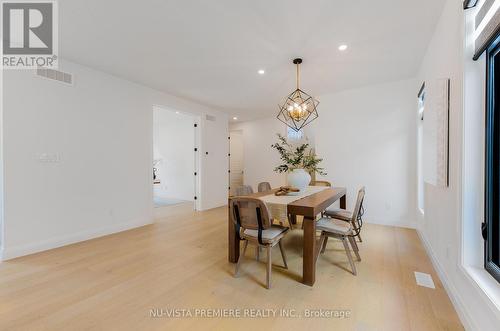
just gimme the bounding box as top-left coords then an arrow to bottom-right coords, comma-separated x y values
338,44 -> 348,51
258,69 -> 265,75
175,111 -> 180,114
233,117 -> 238,120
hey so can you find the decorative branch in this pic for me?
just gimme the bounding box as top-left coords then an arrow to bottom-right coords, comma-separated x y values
271,133 -> 327,175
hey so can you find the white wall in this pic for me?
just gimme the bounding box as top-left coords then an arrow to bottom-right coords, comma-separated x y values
231,79 -> 417,228
229,118 -> 316,191
153,108 -> 195,201
416,0 -> 500,329
1,59 -> 228,260
312,79 -> 417,227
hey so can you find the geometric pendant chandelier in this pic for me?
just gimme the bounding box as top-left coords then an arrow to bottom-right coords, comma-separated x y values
277,58 -> 320,132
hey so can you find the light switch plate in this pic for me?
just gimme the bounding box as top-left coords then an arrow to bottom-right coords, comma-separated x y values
37,153 -> 60,163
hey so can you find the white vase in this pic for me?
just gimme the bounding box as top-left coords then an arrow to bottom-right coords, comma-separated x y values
287,169 -> 311,192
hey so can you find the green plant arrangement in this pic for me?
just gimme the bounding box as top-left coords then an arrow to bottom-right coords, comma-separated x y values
271,133 -> 327,175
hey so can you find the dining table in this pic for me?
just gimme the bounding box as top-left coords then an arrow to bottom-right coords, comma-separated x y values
228,186 -> 347,286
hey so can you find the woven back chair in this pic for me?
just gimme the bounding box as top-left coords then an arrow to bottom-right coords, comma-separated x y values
257,182 -> 272,192
234,185 -> 254,196
230,197 -> 289,289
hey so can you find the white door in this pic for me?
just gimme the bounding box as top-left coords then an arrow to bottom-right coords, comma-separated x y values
229,131 -> 244,196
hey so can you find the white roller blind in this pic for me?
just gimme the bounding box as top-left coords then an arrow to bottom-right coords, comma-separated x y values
473,0 -> 500,59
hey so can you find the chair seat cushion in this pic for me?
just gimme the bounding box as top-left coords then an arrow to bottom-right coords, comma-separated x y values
243,225 -> 289,243
316,218 -> 352,235
324,208 -> 352,221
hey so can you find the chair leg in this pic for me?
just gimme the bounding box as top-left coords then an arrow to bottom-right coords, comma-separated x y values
317,233 -> 326,263
255,246 -> 260,261
321,236 -> 329,254
342,237 -> 357,276
287,218 -> 294,230
278,240 -> 288,269
266,245 -> 272,289
357,233 -> 363,242
348,236 -> 361,261
235,240 -> 248,276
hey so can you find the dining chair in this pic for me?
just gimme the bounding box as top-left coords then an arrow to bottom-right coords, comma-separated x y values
316,218 -> 360,275
257,182 -> 272,192
256,181 -> 294,230
231,197 -> 289,289
324,187 -> 365,242
310,180 -> 332,187
315,187 -> 364,275
234,185 -> 254,196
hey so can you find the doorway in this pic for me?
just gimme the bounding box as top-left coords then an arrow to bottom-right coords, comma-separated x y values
153,106 -> 199,209
229,130 -> 244,196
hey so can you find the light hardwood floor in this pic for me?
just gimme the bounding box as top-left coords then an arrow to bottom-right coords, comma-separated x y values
0,204 -> 463,330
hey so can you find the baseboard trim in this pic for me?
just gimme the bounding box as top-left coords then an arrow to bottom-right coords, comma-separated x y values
364,218 -> 417,229
1,217 -> 153,260
416,229 -> 475,330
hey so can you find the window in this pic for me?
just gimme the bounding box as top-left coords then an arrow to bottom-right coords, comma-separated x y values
484,33 -> 500,283
287,126 -> 304,140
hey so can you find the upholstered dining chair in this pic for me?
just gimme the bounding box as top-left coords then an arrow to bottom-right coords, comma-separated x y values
257,182 -> 272,192
325,187 -> 365,242
316,217 -> 360,275
230,197 -> 289,289
234,185 -> 254,196
315,187 -> 365,275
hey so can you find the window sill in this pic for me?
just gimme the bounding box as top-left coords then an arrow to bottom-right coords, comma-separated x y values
463,265 -> 500,311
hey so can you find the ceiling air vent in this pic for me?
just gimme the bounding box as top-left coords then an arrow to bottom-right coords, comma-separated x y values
205,114 -> 216,121
36,68 -> 73,85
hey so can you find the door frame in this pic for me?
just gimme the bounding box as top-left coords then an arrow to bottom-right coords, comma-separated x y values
152,105 -> 201,211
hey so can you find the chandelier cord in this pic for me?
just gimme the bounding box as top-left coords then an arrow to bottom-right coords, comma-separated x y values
296,62 -> 300,90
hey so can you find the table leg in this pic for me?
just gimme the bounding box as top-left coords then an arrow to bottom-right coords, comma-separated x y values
340,194 -> 346,209
302,215 -> 317,286
228,204 -> 239,263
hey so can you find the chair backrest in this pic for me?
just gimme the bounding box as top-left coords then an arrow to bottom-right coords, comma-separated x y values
310,180 -> 331,187
257,182 -> 272,192
234,185 -> 254,196
230,197 -> 272,230
351,187 -> 366,222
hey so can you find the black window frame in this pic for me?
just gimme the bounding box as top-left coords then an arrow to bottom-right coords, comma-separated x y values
485,32 -> 500,283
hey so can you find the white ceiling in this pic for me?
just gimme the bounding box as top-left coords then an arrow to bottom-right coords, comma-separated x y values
59,0 -> 445,121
